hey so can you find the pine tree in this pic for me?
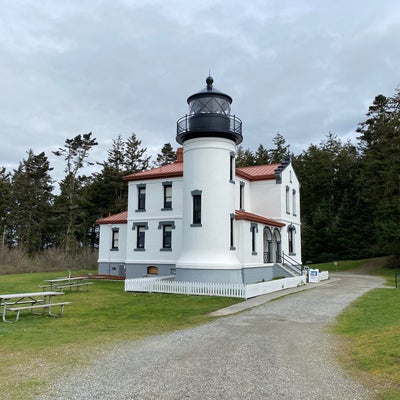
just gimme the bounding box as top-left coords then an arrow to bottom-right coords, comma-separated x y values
52,133 -> 98,252
154,143 -> 176,166
9,151 -> 54,254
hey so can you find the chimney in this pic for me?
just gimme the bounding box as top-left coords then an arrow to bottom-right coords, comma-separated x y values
176,147 -> 183,163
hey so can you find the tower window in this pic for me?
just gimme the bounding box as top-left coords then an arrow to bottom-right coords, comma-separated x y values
240,181 -> 245,210
230,213 -> 235,250
191,190 -> 202,226
230,151 -> 235,183
292,189 -> 297,216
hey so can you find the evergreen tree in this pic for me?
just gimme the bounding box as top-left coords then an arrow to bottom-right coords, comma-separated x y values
52,133 -> 98,251
269,133 -> 290,163
154,143 -> 176,166
123,132 -> 150,174
0,167 -> 11,252
356,90 -> 400,264
235,145 -> 256,167
293,134 -> 362,262
254,144 -> 270,165
9,151 -> 54,254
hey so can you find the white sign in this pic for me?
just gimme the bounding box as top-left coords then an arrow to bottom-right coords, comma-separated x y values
308,269 -> 320,283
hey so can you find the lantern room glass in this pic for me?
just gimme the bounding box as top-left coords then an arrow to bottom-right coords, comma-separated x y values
189,96 -> 231,115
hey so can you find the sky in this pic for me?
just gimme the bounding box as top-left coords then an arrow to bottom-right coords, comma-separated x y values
1,0 -> 399,186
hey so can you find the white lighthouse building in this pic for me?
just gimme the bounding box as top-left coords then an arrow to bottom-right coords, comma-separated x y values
97,77 -> 302,284
175,76 -> 243,283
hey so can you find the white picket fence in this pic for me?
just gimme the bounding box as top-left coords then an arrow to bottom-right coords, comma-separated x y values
124,274 -> 318,299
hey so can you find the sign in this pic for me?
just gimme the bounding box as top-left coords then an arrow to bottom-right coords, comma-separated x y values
308,268 -> 320,283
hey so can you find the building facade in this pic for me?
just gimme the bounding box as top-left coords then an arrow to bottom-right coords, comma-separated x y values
97,77 -> 302,284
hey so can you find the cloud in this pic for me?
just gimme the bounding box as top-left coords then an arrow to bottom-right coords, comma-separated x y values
0,0 -> 399,184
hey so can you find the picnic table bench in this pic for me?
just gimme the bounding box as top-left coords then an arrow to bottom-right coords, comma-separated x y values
40,276 -> 93,292
0,292 -> 71,323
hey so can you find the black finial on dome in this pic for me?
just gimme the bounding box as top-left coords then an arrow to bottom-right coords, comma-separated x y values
206,75 -> 213,90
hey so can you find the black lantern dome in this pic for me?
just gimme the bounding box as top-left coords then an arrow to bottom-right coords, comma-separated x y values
176,76 -> 242,145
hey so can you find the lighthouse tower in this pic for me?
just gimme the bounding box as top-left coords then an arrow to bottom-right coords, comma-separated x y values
175,76 -> 243,283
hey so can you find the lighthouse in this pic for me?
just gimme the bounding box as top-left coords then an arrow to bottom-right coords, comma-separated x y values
175,76 -> 243,283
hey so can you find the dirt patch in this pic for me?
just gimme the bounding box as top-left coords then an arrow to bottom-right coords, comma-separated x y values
351,257 -> 389,274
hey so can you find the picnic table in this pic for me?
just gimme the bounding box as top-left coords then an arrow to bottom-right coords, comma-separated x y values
0,292 -> 71,323
41,276 -> 93,292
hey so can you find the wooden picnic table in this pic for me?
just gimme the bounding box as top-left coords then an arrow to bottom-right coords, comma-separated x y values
41,276 -> 93,292
0,291 -> 71,323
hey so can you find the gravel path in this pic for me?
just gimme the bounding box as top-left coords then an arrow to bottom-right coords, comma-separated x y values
37,273 -> 385,400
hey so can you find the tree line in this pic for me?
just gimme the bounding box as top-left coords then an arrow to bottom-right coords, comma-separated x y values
0,89 -> 399,266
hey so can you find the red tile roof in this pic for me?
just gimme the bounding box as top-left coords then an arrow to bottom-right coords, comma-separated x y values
123,161 -> 281,182
235,210 -> 285,227
96,210 -> 128,225
236,164 -> 280,181
97,210 -> 284,227
123,161 -> 183,181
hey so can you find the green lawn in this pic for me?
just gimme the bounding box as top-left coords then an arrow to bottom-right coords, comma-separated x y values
0,271 -> 241,400
315,258 -> 400,399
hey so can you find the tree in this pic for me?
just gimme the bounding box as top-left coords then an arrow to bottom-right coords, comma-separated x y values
0,167 -> 11,253
52,133 -> 98,251
254,144 -> 270,165
154,143 -> 176,166
293,133 -> 362,262
235,146 -> 256,167
356,90 -> 400,264
123,133 -> 150,174
9,151 -> 54,254
269,133 -> 290,163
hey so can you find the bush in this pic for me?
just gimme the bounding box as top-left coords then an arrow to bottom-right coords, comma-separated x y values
0,248 -> 98,275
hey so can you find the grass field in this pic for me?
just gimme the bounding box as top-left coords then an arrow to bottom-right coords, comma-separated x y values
315,258 -> 400,400
1,259 -> 399,400
0,271 -> 241,400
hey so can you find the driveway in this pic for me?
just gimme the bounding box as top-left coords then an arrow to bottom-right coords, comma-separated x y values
38,273 -> 385,400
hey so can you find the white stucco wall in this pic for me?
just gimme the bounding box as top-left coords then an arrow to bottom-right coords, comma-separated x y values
125,177 -> 183,264
176,137 -> 241,269
97,223 -> 127,264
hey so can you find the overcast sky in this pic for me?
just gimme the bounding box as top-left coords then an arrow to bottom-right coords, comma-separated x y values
1,0 -> 399,185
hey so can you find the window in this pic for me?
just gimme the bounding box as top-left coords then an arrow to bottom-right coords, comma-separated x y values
292,189 -> 297,216
286,186 -> 290,214
239,182 -> 245,210
288,225 -> 296,255
230,151 -> 235,183
137,184 -> 146,211
111,228 -> 119,250
158,221 -> 175,251
251,223 -> 258,255
162,182 -> 172,210
191,190 -> 202,226
147,266 -> 158,275
230,213 -> 235,250
133,222 -> 148,251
